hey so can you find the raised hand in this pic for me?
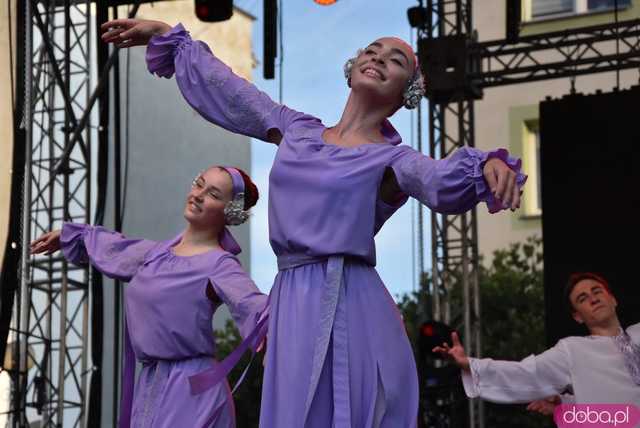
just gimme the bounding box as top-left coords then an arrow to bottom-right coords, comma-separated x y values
101,18 -> 172,49
432,331 -> 471,372
526,395 -> 561,416
483,157 -> 522,211
30,230 -> 62,255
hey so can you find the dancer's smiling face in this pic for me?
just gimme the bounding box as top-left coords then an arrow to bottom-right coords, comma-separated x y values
349,37 -> 416,111
184,167 -> 233,230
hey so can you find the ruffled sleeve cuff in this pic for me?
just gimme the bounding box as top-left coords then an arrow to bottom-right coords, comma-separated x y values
461,357 -> 482,398
146,23 -> 192,78
60,222 -> 91,266
472,148 -> 527,214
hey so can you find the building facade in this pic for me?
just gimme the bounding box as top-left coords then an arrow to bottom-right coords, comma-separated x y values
472,0 -> 639,260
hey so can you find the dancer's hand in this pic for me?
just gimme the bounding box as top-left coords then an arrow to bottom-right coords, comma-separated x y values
101,19 -> 172,48
483,157 -> 521,211
432,332 -> 470,372
526,395 -> 561,416
30,230 -> 62,255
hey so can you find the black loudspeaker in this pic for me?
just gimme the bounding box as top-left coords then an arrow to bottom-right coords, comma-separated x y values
263,0 -> 277,79
417,35 -> 482,104
195,0 -> 234,23
540,86 -> 640,346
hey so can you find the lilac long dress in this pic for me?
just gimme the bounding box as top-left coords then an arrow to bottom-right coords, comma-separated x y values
146,24 -> 526,428
60,223 -> 268,428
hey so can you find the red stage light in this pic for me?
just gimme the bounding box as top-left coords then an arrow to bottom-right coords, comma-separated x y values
421,324 -> 434,337
314,0 -> 337,5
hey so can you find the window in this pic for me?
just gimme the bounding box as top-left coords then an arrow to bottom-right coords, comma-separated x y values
532,0 -> 573,18
522,121 -> 542,217
528,0 -> 631,20
587,0 -> 631,11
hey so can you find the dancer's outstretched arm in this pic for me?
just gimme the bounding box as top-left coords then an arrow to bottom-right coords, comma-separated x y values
433,332 -> 572,404
31,223 -> 157,282
387,146 -> 527,215
208,254 -> 268,350
102,19 -> 297,145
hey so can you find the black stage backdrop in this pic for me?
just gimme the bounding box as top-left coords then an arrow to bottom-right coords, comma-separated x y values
540,86 -> 640,346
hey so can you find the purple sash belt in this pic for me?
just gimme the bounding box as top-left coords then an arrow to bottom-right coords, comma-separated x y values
275,253 -> 365,428
118,309 -> 268,428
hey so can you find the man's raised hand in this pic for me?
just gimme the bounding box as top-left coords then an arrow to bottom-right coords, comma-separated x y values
432,331 -> 471,372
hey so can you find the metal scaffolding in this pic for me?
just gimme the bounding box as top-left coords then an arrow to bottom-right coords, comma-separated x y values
417,1 -> 485,426
12,1 -> 92,426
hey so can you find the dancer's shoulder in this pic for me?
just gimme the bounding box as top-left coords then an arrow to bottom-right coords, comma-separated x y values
627,323 -> 640,341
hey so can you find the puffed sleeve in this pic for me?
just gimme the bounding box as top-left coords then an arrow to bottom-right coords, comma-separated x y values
146,23 -> 302,142
60,222 -> 157,282
461,340 -> 573,403
388,146 -> 527,214
208,254 -> 268,349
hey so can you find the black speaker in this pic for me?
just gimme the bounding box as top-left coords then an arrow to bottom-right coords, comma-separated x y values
195,0 -> 234,23
540,86 -> 640,346
417,35 -> 482,104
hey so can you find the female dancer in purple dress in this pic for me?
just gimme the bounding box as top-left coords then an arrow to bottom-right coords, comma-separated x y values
101,19 -> 526,428
30,166 -> 267,428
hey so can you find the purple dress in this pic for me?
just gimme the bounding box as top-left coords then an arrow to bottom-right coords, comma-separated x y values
147,24 -> 526,428
60,223 -> 268,428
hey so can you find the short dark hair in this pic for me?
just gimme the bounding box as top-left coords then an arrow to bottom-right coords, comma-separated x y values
564,272 -> 612,313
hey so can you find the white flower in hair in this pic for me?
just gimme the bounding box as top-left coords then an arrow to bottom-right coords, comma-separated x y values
224,192 -> 250,226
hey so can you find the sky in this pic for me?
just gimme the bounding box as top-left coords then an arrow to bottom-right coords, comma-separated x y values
234,0 -> 431,299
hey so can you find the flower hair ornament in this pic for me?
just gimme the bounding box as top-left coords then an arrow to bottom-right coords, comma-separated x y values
220,166 -> 250,226
343,46 -> 426,110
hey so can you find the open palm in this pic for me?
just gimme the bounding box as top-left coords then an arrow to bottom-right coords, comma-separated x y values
101,18 -> 172,49
30,230 -> 62,255
432,331 -> 470,371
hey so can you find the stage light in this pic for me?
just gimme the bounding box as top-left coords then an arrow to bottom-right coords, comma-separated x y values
314,0 -> 337,5
418,320 -> 455,357
195,0 -> 233,22
421,324 -> 435,337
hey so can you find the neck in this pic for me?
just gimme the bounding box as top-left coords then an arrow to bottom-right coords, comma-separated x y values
181,223 -> 221,248
588,316 -> 622,337
331,91 -> 395,142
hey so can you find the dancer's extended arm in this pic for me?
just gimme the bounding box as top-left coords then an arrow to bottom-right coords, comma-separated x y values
102,19 -> 297,144
434,332 -> 572,404
208,254 -> 268,350
31,223 -> 156,282
388,146 -> 527,214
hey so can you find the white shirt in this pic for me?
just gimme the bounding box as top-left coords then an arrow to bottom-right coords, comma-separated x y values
462,323 -> 640,405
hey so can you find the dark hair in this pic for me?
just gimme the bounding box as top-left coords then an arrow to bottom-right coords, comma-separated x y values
235,168 -> 259,210
564,272 -> 612,312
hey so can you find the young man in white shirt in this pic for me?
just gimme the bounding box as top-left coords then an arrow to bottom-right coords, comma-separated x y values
433,272 -> 640,405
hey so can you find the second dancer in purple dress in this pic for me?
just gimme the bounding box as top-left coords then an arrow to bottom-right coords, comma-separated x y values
102,19 -> 527,428
31,166 -> 267,428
